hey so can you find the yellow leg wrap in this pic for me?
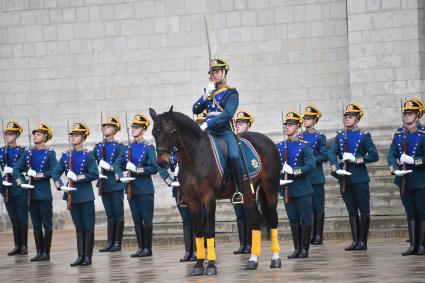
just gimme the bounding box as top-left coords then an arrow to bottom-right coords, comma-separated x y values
252,229 -> 262,257
207,238 -> 216,261
271,228 -> 280,253
196,237 -> 205,259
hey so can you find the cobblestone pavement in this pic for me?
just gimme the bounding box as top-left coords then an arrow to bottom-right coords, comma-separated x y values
0,231 -> 424,282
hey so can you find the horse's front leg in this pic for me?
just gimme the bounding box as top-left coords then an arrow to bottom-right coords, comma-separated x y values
203,196 -> 217,276
187,197 -> 206,276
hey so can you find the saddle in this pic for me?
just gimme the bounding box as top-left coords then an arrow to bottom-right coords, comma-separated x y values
207,134 -> 261,182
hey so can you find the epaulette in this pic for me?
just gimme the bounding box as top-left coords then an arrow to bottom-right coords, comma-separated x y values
394,129 -> 403,135
298,138 -> 309,145
113,140 -> 122,145
361,130 -> 369,135
319,132 -> 325,136
227,86 -> 236,90
418,129 -> 425,134
83,149 -> 91,153
337,130 -> 343,134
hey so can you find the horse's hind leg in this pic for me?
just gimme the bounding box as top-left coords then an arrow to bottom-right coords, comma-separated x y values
187,200 -> 206,276
264,185 -> 281,269
203,196 -> 217,276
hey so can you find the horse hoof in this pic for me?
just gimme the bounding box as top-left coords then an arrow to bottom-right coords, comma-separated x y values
244,260 -> 258,270
270,258 -> 281,268
204,265 -> 217,276
191,267 -> 205,276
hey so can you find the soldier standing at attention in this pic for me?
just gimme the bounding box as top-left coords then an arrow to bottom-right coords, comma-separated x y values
232,110 -> 254,255
14,124 -> 57,261
329,103 -> 379,251
123,114 -> 158,258
1,121 -> 27,256
94,116 -> 126,253
52,122 -> 99,266
387,99 -> 425,255
302,105 -> 329,245
277,111 -> 315,258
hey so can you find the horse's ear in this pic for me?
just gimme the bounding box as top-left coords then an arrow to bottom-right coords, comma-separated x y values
149,108 -> 157,121
166,105 -> 174,121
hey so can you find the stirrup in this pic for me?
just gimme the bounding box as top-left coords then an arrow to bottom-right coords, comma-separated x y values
231,192 -> 244,205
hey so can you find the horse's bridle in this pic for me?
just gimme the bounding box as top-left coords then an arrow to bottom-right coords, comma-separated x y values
155,128 -> 177,155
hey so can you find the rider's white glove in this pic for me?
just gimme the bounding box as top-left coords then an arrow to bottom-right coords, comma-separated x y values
200,122 -> 208,131
204,81 -> 216,96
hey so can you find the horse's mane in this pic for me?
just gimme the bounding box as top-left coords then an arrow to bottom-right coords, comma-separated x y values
162,111 -> 204,140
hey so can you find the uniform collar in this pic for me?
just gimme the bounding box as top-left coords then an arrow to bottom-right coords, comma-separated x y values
134,137 -> 145,144
305,127 -> 317,134
347,125 -> 360,132
73,145 -> 84,152
287,135 -> 299,142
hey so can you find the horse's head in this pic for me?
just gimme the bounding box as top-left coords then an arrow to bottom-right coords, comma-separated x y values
149,106 -> 178,169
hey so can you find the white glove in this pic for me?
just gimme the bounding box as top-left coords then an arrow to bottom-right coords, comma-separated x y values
126,162 -> 137,173
2,180 -> 12,186
120,177 -> 135,183
21,183 -> 34,189
279,179 -> 293,185
60,185 -> 76,192
400,153 -> 414,165
204,81 -> 216,96
282,163 -> 293,175
342,152 -> 356,162
99,159 -> 112,171
170,181 -> 181,187
27,169 -> 37,178
394,169 -> 413,176
66,170 -> 77,182
97,166 -> 108,179
336,169 -> 352,176
3,166 -> 13,174
200,122 -> 208,131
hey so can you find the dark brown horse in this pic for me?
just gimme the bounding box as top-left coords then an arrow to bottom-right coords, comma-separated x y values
149,107 -> 281,276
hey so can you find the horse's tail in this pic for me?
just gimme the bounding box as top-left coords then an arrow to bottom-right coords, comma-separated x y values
257,185 -> 270,230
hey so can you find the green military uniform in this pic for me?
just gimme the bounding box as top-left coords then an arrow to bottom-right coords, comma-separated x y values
387,99 -> 425,255
329,103 -> 379,251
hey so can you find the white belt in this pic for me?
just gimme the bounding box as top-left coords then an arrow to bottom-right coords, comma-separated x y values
207,111 -> 222,116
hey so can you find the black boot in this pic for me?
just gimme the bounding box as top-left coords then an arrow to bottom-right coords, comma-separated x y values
416,221 -> 425,255
70,232 -> 84,267
402,220 -> 417,256
99,220 -> 115,252
140,225 -> 153,257
131,224 -> 144,257
298,225 -> 312,258
244,222 -> 252,254
19,223 -> 28,255
30,229 -> 43,261
233,220 -> 246,254
180,226 -> 192,261
110,221 -> 124,252
38,229 -> 52,261
189,229 -> 197,261
288,223 -> 301,259
354,215 -> 370,251
8,224 -> 21,256
345,216 -> 359,251
312,213 -> 325,245
231,158 -> 244,204
310,214 -> 316,244
81,232 -> 94,266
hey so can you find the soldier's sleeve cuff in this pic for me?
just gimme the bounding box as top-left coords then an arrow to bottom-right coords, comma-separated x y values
293,168 -> 302,176
164,177 -> 173,186
16,178 -> 22,186
414,158 -> 423,166
136,167 -> 144,174
355,157 -> 364,164
77,174 -> 86,181
36,172 -> 45,179
331,164 -> 337,172
389,165 -> 395,174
